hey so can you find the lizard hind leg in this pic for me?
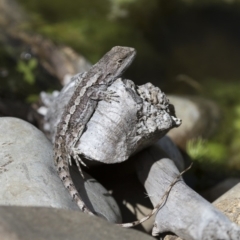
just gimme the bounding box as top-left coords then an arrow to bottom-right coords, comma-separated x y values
68,141 -> 87,178
67,125 -> 87,177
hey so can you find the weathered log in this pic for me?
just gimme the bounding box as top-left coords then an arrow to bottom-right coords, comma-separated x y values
41,77 -> 181,165
157,136 -> 185,172
133,144 -> 240,239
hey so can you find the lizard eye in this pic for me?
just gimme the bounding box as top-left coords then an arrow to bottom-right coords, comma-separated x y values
117,59 -> 123,64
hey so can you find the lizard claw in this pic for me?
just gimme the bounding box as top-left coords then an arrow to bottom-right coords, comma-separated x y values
74,155 -> 85,178
104,90 -> 120,103
70,147 -> 87,178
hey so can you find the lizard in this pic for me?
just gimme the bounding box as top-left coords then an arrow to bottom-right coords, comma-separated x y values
54,46 -> 136,215
54,45 -> 192,229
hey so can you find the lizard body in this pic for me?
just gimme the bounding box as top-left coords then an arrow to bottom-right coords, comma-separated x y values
54,45 -> 191,230
54,46 -> 136,215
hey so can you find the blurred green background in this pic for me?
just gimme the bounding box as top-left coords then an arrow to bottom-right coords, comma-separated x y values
1,0 -> 240,189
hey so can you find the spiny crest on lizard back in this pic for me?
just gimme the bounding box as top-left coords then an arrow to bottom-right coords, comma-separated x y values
95,46 -> 136,85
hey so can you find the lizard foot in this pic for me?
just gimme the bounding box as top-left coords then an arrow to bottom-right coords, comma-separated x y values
95,89 -> 119,103
103,90 -> 119,103
70,148 -> 87,178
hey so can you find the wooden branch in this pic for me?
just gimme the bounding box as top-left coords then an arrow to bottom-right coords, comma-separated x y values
157,136 -> 185,172
42,78 -> 181,165
133,144 -> 240,239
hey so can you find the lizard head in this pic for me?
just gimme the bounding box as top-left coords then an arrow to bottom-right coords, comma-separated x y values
96,46 -> 136,85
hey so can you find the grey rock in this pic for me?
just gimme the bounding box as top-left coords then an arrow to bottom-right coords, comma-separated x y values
0,117 -> 121,223
0,206 -> 154,240
201,178 -> 240,202
167,96 -> 221,150
213,182 -> 240,226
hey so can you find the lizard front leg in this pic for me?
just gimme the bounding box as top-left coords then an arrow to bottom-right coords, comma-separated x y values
87,84 -> 119,103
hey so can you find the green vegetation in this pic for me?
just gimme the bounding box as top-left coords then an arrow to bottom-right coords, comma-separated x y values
17,0 -> 158,61
186,80 -> 240,173
187,138 -> 227,166
16,58 -> 37,85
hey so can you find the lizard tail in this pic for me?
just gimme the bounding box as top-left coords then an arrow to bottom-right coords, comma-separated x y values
56,155 -> 94,215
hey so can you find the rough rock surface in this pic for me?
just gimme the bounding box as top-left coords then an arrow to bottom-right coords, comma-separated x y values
0,117 -> 121,223
0,206 -> 155,240
213,183 -> 240,226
